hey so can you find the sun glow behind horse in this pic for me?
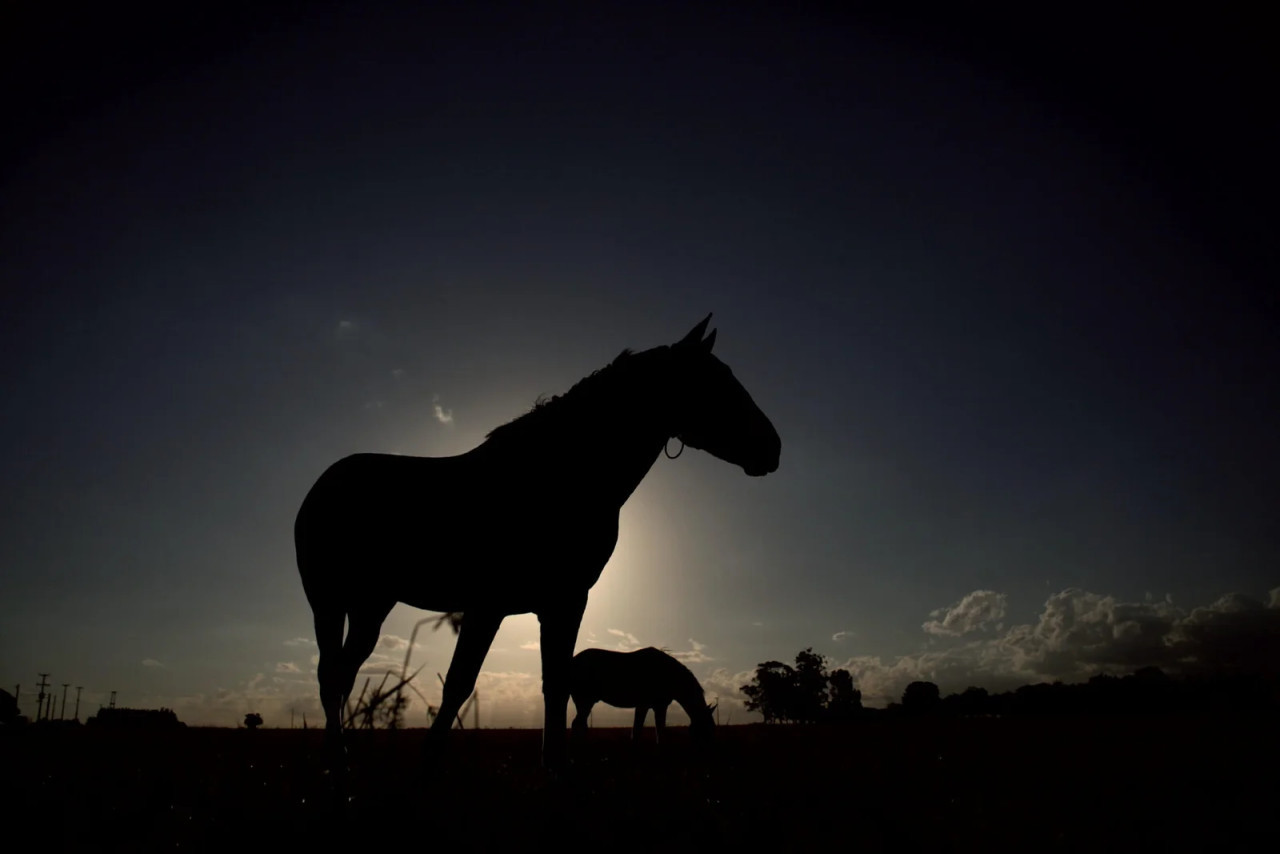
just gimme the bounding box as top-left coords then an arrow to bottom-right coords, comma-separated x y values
295,314 -> 780,775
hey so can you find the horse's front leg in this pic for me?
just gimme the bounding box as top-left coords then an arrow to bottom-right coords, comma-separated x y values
538,592 -> 587,770
653,703 -> 667,745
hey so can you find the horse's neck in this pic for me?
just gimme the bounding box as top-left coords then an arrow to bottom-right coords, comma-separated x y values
665,667 -> 705,717
487,414 -> 668,508
587,428 -> 667,506
672,685 -> 707,721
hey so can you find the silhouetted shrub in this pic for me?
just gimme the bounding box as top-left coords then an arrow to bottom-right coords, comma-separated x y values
901,681 -> 941,713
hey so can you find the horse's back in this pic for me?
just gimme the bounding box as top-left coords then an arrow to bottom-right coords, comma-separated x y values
571,647 -> 678,708
294,453 -> 464,603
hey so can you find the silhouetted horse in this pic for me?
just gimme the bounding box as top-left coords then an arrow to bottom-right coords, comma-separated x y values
295,315 -> 780,772
570,647 -> 717,745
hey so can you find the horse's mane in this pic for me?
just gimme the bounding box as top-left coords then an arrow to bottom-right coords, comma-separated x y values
656,647 -> 706,700
483,347 -> 644,443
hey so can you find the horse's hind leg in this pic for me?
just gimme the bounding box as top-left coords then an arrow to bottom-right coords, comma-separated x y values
632,707 -> 648,742
424,610 -> 503,762
338,601 -> 396,706
570,695 -> 594,742
653,703 -> 667,745
313,606 -> 347,772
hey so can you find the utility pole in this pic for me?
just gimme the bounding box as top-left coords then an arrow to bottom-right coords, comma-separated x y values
109,691 -> 117,709
74,687 -> 83,721
60,685 -> 69,720
36,674 -> 50,722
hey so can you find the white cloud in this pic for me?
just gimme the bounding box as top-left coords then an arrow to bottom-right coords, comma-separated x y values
701,667 -> 757,720
276,662 -> 302,674
835,585 -> 1280,707
142,659 -> 165,668
378,634 -> 412,652
669,639 -> 713,664
607,628 -> 641,650
832,630 -> 854,642
284,637 -> 314,647
432,394 -> 453,425
520,641 -> 540,651
923,590 -> 1008,636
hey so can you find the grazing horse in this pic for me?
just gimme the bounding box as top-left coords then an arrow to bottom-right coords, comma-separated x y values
570,647 -> 717,745
295,314 -> 780,772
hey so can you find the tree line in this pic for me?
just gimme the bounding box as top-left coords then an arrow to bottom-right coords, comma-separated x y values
741,650 -> 1280,722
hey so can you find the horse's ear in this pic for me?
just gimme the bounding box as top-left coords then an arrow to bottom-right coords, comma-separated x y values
676,313 -> 713,348
701,328 -> 717,352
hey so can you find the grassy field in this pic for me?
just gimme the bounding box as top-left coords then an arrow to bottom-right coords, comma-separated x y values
3,715 -> 1273,852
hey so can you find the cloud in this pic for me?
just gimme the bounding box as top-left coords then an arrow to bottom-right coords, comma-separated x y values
520,641 -> 540,651
284,637 -> 314,648
701,667 -> 757,720
432,394 -> 453,425
923,590 -> 1008,636
142,659 -> 165,668
276,662 -> 302,674
835,586 -> 1280,707
607,628 -> 641,650
378,634 -> 412,652
669,639 -> 713,664
832,630 -> 854,642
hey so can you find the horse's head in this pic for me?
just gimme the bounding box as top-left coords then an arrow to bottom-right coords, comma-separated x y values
667,314 -> 781,477
689,701 -> 717,746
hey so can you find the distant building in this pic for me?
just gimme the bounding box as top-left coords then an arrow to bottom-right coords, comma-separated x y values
0,689 -> 25,726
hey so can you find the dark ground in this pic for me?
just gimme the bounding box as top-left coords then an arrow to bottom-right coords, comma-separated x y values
3,715 -> 1273,852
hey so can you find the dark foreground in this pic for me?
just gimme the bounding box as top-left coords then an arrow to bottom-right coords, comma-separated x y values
3,715 -> 1273,852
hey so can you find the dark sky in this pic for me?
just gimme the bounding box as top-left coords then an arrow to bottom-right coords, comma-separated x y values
2,4 -> 1275,723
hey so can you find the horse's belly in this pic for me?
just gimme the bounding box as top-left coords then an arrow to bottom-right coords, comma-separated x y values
597,690 -> 667,709
301,470 -> 620,614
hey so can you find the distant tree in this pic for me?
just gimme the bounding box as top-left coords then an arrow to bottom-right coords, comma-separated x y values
901,681 -> 941,713
826,669 -> 863,721
742,651 -> 869,723
792,648 -> 830,723
958,686 -> 989,716
244,712 -> 263,730
742,660 -> 796,723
